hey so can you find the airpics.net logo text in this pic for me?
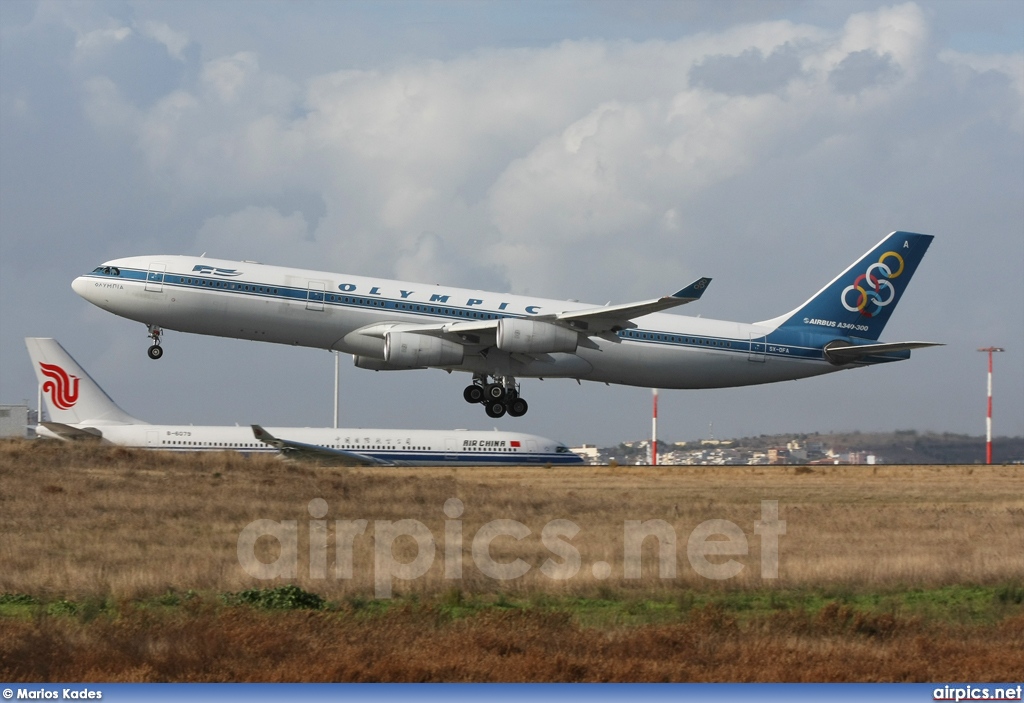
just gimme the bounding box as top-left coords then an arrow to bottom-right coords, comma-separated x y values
236,499 -> 786,598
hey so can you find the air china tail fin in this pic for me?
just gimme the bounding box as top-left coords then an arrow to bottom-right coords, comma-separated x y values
762,231 -> 933,341
25,338 -> 143,425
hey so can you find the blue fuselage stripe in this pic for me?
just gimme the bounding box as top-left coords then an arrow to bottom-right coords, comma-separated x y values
149,446 -> 578,464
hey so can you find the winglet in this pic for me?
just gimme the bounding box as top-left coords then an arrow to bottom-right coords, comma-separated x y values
671,277 -> 712,302
554,276 -> 713,329
251,424 -> 283,448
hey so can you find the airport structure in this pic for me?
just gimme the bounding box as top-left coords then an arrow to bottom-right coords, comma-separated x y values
978,347 -> 1005,465
0,405 -> 30,439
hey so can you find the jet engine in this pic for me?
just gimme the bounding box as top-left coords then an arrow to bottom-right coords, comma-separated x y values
384,332 -> 464,367
496,318 -> 578,354
342,330 -> 386,359
354,356 -> 425,371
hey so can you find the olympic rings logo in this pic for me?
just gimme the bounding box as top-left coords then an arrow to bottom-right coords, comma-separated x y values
841,251 -> 905,318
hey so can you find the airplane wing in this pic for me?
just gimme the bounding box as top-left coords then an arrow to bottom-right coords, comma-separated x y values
40,422 -> 103,441
251,425 -> 395,466
547,277 -> 712,333
375,277 -> 713,346
824,341 -> 943,364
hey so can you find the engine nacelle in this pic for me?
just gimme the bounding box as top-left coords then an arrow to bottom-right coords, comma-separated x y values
496,318 -> 578,354
384,332 -> 464,367
342,331 -> 386,359
353,355 -> 424,371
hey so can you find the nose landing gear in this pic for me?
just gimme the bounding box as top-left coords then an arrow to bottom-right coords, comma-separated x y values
146,325 -> 164,360
463,375 -> 529,418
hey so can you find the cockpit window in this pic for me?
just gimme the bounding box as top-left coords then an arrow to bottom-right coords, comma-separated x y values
92,266 -> 120,276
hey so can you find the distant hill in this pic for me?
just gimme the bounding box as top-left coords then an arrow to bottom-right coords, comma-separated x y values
732,430 -> 1024,464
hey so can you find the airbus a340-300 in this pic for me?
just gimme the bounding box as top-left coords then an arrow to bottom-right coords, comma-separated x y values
73,231 -> 940,418
27,337 -> 581,464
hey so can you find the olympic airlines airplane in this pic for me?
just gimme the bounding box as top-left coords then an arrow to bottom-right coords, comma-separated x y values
72,231 -> 939,418
25,338 -> 582,465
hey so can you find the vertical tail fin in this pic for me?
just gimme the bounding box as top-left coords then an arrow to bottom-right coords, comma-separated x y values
763,231 -> 933,340
25,338 -> 142,425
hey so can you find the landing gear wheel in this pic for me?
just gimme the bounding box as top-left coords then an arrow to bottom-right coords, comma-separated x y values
146,324 -> 164,359
508,397 -> 528,417
485,383 -> 505,401
463,385 -> 485,404
485,401 -> 507,418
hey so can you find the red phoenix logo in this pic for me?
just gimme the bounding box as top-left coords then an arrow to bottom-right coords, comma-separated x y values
40,363 -> 80,410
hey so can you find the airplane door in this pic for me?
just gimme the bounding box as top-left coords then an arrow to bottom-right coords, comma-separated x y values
146,263 -> 166,293
526,440 -> 539,462
748,334 -> 767,363
146,430 -> 160,447
306,281 -> 326,311
445,438 -> 458,461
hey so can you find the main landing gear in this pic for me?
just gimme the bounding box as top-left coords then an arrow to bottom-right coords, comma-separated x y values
463,376 -> 528,418
146,324 -> 164,360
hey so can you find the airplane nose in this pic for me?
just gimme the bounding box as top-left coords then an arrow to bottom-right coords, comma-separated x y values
71,276 -> 91,300
72,275 -> 105,307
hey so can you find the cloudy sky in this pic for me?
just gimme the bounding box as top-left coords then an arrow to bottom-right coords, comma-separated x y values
1,0 -> 1021,446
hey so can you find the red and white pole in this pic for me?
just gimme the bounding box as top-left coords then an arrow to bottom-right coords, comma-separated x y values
651,388 -> 659,466
978,347 -> 1004,465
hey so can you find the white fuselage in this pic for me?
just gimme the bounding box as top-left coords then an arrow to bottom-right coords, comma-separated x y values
73,255 -> 837,388
35,423 -> 581,465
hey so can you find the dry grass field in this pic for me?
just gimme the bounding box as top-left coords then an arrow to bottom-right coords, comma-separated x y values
1,439 -> 1022,681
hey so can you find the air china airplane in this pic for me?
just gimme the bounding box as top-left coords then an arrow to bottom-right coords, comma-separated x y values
26,338 -> 583,465
73,231 -> 939,418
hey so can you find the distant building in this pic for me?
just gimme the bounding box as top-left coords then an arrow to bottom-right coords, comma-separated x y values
572,444 -> 600,463
844,451 -> 881,464
0,405 -> 30,439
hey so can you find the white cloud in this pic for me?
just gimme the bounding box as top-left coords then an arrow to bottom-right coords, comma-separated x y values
68,2 -> 1021,306
194,206 -> 313,263
81,76 -> 141,131
139,20 -> 190,61
837,2 -> 927,72
201,51 -> 260,105
939,48 -> 1024,130
74,25 -> 132,59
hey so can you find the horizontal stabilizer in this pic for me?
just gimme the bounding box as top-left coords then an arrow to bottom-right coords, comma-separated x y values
823,340 -> 943,364
40,422 -> 103,441
251,425 -> 391,465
